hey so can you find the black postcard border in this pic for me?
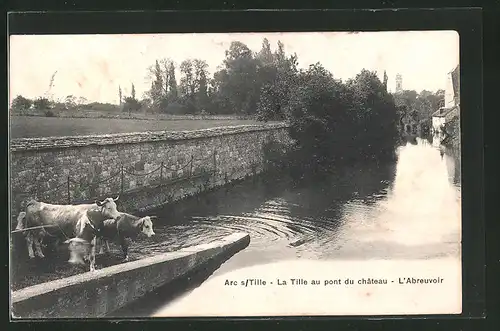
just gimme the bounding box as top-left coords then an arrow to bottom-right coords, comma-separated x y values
4,7 -> 488,331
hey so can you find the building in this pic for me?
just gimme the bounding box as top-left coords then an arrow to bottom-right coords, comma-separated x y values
432,65 -> 460,134
431,107 -> 457,133
395,73 -> 403,93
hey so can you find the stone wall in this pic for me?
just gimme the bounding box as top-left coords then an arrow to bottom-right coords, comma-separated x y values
10,124 -> 292,225
11,233 -> 250,318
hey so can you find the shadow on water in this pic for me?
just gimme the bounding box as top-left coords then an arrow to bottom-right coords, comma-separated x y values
108,246 -> 240,318
109,160 -> 398,318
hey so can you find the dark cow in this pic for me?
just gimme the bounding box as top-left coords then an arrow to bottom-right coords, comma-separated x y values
20,197 -> 121,269
97,213 -> 155,262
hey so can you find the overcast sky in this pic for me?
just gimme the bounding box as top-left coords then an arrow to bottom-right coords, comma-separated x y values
9,31 -> 459,105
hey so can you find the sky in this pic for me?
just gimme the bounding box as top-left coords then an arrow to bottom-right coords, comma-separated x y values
9,31 -> 459,105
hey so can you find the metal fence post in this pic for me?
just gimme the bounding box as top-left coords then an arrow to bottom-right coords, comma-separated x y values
190,155 -> 194,177
67,175 -> 71,204
160,162 -> 164,182
213,149 -> 217,175
121,165 -> 124,193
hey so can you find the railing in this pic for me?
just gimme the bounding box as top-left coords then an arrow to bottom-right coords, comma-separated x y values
11,149 -> 222,207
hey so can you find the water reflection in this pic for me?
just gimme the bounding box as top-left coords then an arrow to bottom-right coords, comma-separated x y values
113,136 -> 461,317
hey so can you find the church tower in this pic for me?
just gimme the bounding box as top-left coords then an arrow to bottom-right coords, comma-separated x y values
395,73 -> 403,93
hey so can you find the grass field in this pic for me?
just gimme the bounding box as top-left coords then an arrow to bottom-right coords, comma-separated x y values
10,116 -> 270,139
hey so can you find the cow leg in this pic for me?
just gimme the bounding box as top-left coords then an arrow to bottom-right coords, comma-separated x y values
98,237 -> 105,255
34,237 -> 45,258
26,233 -> 35,259
35,231 -> 47,258
119,237 -> 129,262
101,238 -> 110,254
53,238 -> 61,253
34,231 -> 46,258
89,237 -> 97,272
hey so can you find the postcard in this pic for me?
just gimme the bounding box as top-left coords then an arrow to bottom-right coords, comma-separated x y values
9,30 -> 461,318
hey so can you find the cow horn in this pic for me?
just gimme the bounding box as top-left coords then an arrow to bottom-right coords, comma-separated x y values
114,195 -> 120,201
149,216 -> 158,219
95,200 -> 104,207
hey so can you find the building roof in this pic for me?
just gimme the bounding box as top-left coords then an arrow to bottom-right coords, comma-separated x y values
432,106 -> 458,118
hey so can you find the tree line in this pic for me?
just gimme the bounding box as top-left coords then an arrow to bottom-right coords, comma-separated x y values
11,38 -> 447,171
10,94 -> 122,113
137,39 -> 299,117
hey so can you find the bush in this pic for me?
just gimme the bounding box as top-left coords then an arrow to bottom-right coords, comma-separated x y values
33,97 -> 51,110
11,95 -> 32,111
122,97 -> 142,113
262,139 -> 292,172
284,65 -> 399,173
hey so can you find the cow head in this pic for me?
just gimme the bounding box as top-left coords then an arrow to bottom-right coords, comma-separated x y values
95,196 -> 120,220
64,237 -> 92,265
139,216 -> 155,237
15,212 -> 27,231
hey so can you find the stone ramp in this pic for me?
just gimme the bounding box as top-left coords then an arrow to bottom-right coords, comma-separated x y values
11,232 -> 250,319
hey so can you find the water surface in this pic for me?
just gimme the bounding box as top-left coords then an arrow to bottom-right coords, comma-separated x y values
114,136 -> 461,316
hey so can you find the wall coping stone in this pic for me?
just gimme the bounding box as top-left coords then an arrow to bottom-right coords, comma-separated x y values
10,123 -> 290,152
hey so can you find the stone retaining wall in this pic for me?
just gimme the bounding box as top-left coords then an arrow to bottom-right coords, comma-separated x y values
10,123 -> 292,224
11,232 -> 251,318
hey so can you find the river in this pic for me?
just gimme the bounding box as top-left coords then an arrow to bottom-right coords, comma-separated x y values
110,135 -> 462,317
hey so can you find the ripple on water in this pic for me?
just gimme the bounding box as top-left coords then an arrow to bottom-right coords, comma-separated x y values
11,137 -> 462,291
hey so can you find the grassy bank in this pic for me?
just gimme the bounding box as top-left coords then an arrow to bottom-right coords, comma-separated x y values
9,116 -> 274,139
11,109 -> 253,121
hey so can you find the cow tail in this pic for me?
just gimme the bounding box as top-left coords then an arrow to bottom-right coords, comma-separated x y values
79,217 -> 87,236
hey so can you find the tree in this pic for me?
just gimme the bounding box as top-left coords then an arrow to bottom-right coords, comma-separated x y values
76,97 -> 87,107
147,60 -> 165,112
118,86 -> 123,106
179,59 -> 197,113
122,96 -> 141,114
11,95 -> 32,111
256,38 -> 274,67
33,97 -> 51,110
256,40 -> 299,121
193,59 -> 210,112
64,95 -> 77,109
285,66 -> 399,173
131,83 -> 136,100
179,60 -> 195,97
207,68 -> 233,114
212,41 -> 260,115
167,61 -> 178,101
383,70 -> 388,91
